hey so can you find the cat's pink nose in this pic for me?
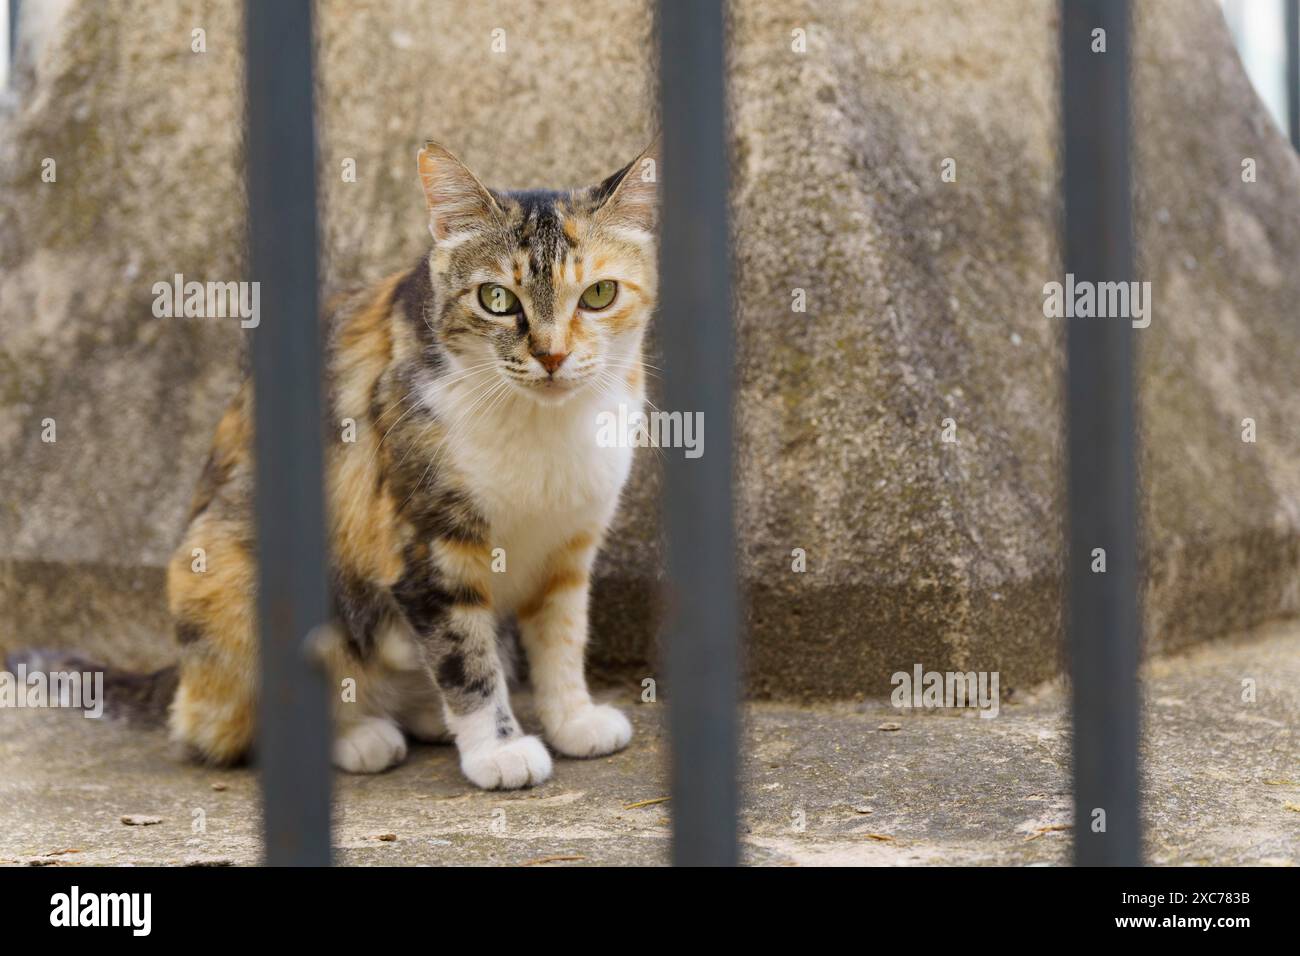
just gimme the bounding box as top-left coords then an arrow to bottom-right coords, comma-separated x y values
533,351 -> 568,375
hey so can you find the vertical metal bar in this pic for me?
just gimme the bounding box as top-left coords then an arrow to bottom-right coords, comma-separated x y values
658,0 -> 739,866
1287,0 -> 1299,150
10,0 -> 21,63
1061,0 -> 1141,866
244,0 -> 332,867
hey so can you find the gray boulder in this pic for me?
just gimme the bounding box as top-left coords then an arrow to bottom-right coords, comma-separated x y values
1,0 -> 1296,698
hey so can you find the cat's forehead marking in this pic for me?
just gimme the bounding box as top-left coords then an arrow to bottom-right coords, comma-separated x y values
562,217 -> 581,246
444,182 -> 647,329
510,192 -> 580,254
496,188 -> 589,324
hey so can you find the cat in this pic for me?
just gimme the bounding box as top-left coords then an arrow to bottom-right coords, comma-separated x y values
164,139 -> 659,789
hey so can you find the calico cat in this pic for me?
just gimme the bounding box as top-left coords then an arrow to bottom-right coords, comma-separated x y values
166,140 -> 658,789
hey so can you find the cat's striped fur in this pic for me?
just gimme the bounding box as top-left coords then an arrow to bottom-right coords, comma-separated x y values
166,141 -> 658,788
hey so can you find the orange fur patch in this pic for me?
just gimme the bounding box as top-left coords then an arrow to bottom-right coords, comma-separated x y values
336,273 -> 401,370
517,568 -> 588,621
517,531 -> 597,619
433,537 -> 494,597
167,519 -> 259,764
170,662 -> 256,764
599,303 -> 639,334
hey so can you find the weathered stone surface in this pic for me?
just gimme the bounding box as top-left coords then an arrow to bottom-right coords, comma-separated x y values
2,621 -> 1298,864
731,0 -> 1299,695
1,0 -> 1297,697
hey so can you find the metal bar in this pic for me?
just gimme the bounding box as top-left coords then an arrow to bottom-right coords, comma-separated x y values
658,0 -> 740,866
244,0 -> 332,867
1287,0 -> 1299,150
10,0 -> 20,64
1060,0 -> 1142,866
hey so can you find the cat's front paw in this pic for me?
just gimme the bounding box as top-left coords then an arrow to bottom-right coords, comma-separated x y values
333,716 -> 408,774
547,704 -> 632,758
460,734 -> 553,790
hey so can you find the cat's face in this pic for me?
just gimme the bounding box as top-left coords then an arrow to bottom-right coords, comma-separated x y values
417,141 -> 659,406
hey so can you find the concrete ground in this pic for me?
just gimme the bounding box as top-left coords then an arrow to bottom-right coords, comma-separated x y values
1,621 -> 1297,866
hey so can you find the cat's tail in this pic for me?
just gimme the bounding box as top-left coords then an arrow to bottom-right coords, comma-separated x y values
3,648 -> 177,726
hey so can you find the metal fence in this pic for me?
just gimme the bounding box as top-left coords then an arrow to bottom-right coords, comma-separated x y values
9,1 -> 19,61
657,0 -> 740,869
237,0 -> 1283,867
245,0 -> 332,867
1289,0 -> 1300,149
1061,0 -> 1140,867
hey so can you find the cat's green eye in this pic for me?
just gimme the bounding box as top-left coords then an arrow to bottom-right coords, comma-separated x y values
579,280 -> 618,311
478,283 -> 522,316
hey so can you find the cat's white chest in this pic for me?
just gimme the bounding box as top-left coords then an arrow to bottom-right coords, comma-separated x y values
435,381 -> 638,611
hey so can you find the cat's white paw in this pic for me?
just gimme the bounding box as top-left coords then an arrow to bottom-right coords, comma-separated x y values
547,704 -> 632,758
460,734 -> 552,790
333,716 -> 408,774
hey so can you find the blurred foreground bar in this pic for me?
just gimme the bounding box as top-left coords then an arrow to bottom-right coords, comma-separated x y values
1061,0 -> 1142,866
244,0 -> 333,867
1287,0 -> 1299,149
658,0 -> 740,866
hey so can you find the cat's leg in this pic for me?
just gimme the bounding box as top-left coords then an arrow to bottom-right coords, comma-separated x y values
517,531 -> 632,758
393,541 -> 551,790
170,642 -> 257,765
318,635 -> 410,774
166,525 -> 258,765
333,715 -> 408,773
368,621 -> 453,744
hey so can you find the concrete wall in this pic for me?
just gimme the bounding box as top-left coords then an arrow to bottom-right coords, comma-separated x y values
1,0 -> 1297,698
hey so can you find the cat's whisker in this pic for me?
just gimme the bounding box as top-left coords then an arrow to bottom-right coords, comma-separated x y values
391,371 -> 502,476
366,386 -> 422,433
366,360 -> 497,439
602,357 -> 662,369
410,363 -> 499,406
403,377 -> 513,510
472,380 -> 517,437
429,360 -> 501,389
600,360 -> 663,380
422,374 -> 514,469
362,369 -> 492,470
596,366 -> 664,416
586,369 -> 665,460
364,368 -> 485,470
596,367 -> 669,458
361,397 -> 421,469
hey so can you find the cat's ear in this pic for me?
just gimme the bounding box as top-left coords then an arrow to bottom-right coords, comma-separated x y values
416,141 -> 500,241
592,136 -> 661,233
